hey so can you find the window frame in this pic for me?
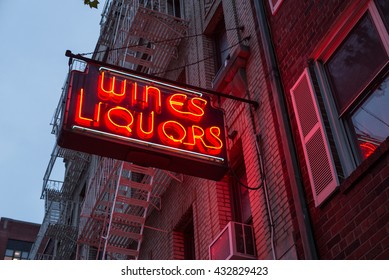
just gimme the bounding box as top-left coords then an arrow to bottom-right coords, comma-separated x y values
230,162 -> 252,224
173,208 -> 196,260
325,12 -> 389,116
4,248 -> 30,260
167,0 -> 185,19
313,0 -> 389,175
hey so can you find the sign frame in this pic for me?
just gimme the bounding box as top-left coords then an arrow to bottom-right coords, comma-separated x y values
58,57 -> 230,180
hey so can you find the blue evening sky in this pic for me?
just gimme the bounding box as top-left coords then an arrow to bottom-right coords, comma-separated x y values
0,1 -> 103,224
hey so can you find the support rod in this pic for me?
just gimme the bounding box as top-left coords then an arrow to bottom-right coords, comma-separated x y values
65,50 -> 259,109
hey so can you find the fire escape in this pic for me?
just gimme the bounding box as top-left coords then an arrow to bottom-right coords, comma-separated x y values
29,60 -> 91,260
97,0 -> 188,74
30,0 -> 187,260
77,158 -> 182,260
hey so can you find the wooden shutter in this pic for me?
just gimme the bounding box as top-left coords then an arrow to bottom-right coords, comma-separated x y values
290,68 -> 338,206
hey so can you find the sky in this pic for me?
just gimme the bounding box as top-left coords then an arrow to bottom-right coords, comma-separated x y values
0,1 -> 103,224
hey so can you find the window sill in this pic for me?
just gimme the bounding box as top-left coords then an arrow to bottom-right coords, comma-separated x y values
340,137 -> 389,193
211,43 -> 250,96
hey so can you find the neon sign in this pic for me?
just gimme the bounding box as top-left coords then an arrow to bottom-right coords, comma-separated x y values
58,64 -> 228,180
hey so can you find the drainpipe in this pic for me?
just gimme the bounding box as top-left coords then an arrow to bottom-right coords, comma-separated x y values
252,0 -> 318,259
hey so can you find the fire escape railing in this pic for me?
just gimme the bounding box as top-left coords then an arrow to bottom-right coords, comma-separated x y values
30,59 -> 90,260
77,158 -> 182,260
33,0 -> 188,260
97,0 -> 188,75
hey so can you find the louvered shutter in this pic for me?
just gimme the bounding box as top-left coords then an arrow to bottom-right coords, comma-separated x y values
290,68 -> 338,206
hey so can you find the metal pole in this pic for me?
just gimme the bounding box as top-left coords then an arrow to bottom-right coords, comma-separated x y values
65,50 -> 259,109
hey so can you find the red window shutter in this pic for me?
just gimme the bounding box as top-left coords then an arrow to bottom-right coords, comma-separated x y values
290,68 -> 339,206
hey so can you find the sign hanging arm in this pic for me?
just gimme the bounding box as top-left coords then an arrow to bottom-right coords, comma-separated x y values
65,50 -> 259,109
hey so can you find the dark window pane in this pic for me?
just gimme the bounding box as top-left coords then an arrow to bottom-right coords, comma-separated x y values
326,13 -> 388,112
351,74 -> 389,159
375,0 -> 389,32
215,21 -> 229,72
229,139 -> 252,224
5,249 -> 13,257
234,223 -> 244,254
14,251 -> 21,259
231,160 -> 252,223
167,0 -> 182,18
21,251 -> 29,259
244,225 -> 255,255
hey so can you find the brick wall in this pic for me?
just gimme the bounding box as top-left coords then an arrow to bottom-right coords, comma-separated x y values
313,139 -> 389,259
266,0 -> 389,259
140,0 -> 299,260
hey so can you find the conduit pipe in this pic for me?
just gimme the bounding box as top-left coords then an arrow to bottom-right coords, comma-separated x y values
252,0 -> 318,259
256,134 -> 276,260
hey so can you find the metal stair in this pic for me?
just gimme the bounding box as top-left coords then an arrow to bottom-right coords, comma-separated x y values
78,160 -> 155,260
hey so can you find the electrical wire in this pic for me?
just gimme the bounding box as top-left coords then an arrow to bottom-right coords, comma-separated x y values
77,25 -> 253,186
150,36 -> 251,75
78,26 -> 245,57
227,82 -> 277,258
229,85 -> 263,190
230,164 -> 263,190
76,31 -> 249,78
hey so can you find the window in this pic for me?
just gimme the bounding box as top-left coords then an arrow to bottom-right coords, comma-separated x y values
290,0 -> 389,205
214,20 -> 229,74
231,163 -> 252,223
325,13 -> 387,113
173,208 -> 195,260
182,219 -> 195,260
324,2 -> 389,162
349,75 -> 389,159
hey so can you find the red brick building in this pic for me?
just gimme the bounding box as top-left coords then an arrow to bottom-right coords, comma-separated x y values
30,0 -> 388,260
0,217 -> 40,260
262,0 -> 389,259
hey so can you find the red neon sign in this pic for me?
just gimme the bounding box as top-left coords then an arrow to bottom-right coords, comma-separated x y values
58,64 -> 228,180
